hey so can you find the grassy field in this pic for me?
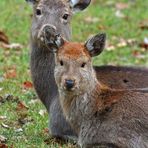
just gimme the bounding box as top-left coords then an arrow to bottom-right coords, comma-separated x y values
0,0 -> 147,147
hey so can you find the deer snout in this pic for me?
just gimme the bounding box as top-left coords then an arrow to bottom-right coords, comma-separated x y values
38,24 -> 57,44
65,79 -> 75,91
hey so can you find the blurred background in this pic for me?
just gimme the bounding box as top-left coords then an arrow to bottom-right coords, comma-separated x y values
0,0 -> 148,147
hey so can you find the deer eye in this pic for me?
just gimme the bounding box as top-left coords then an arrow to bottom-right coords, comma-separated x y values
36,9 -> 42,16
60,60 -> 64,66
62,14 -> 69,20
81,63 -> 86,68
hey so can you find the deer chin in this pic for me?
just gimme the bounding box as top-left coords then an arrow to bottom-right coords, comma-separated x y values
58,84 -> 82,95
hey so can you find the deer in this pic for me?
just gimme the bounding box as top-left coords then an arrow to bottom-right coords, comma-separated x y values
42,25 -> 148,148
25,0 -> 148,140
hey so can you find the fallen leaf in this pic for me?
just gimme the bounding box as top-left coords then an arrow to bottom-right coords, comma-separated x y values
4,69 -> 17,79
23,81 -> 33,89
0,31 -> 9,44
106,45 -> 116,51
132,50 -> 145,59
43,128 -> 49,134
0,96 -> 4,104
1,123 -> 10,129
116,40 -> 127,48
39,109 -> 47,116
18,117 -> 33,126
127,39 -> 137,46
0,88 -> 3,92
16,101 -> 28,111
28,99 -> 40,105
0,135 -> 7,143
132,50 -> 141,57
115,10 -> 125,18
15,128 -> 23,133
0,30 -> 23,50
0,143 -> 8,148
97,25 -> 107,30
0,116 -> 7,120
139,19 -> 148,30
115,2 -> 129,10
84,17 -> 99,23
1,43 -> 23,50
139,37 -> 148,50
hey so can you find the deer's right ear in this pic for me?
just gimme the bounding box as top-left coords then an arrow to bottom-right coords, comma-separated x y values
85,33 -> 106,57
25,0 -> 37,4
69,0 -> 91,13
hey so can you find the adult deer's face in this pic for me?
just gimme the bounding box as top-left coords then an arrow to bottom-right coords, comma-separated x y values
26,0 -> 91,41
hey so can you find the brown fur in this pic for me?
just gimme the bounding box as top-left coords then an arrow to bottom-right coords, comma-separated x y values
54,41 -> 148,148
58,42 -> 90,60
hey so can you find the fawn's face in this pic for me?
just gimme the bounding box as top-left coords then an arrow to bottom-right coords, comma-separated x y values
54,42 -> 95,95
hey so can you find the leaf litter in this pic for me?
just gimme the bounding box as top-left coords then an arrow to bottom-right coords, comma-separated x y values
0,30 -> 23,50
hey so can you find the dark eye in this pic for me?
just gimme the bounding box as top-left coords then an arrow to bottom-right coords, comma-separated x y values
36,9 -> 42,16
81,63 -> 86,68
62,14 -> 69,20
60,60 -> 64,66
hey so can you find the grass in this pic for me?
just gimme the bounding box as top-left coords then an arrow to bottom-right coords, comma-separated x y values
0,0 -> 147,147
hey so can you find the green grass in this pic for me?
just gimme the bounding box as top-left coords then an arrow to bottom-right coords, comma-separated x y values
0,0 -> 147,147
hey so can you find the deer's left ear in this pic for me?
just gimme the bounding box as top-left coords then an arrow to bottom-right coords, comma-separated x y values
85,33 -> 106,57
69,0 -> 91,12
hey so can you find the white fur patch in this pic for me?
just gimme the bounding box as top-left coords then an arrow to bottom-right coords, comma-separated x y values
71,0 -> 79,6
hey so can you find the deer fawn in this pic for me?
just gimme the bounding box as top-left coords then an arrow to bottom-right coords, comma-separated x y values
41,25 -> 148,148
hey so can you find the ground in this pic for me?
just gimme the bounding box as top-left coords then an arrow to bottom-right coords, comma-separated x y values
0,0 -> 147,147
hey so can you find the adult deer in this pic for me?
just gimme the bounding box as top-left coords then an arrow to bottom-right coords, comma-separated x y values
26,0 -> 148,140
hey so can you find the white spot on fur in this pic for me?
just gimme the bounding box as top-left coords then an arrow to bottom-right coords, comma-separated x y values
71,0 -> 79,6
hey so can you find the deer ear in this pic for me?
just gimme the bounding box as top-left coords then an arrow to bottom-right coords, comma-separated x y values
85,33 -> 106,57
25,0 -> 38,4
69,0 -> 91,12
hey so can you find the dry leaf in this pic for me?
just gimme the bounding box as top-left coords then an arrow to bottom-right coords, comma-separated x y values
1,43 -> 23,50
0,143 -> 8,148
43,128 -> 49,134
23,81 -> 33,89
116,2 -> 129,10
115,10 -> 125,18
28,99 -> 40,105
1,123 -> 10,129
98,25 -> 107,31
106,45 -> 116,51
0,116 -> 7,120
139,37 -> 148,50
0,30 -> 23,50
16,101 -> 28,111
15,128 -> 23,133
0,31 -> 9,44
84,17 -> 99,23
0,135 -> 7,143
39,109 -> 47,116
139,19 -> 148,30
4,68 -> 17,79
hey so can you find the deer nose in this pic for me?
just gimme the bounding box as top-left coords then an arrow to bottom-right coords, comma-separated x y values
44,24 -> 57,34
65,79 -> 75,90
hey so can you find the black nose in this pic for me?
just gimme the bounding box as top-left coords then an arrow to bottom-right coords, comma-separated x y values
65,80 -> 75,90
